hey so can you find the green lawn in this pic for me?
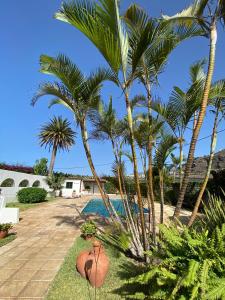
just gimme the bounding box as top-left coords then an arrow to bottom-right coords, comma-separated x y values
6,197 -> 57,211
0,234 -> 16,247
46,237 -> 142,300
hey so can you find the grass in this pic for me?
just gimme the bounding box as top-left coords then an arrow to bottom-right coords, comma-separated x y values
6,197 -> 57,211
0,233 -> 16,247
46,237 -> 141,300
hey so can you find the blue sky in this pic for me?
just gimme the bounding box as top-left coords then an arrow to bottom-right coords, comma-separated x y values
1,0 -> 225,176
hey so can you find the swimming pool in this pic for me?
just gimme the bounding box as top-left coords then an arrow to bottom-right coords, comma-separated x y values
82,198 -> 149,218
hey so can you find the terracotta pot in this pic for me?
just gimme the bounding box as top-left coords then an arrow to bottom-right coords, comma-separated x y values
85,240 -> 109,288
0,230 -> 7,239
76,250 -> 90,278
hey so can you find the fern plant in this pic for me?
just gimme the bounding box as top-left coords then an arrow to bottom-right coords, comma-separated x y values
125,223 -> 225,299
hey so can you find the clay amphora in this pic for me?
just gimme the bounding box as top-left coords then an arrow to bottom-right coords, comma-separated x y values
85,240 -> 109,288
76,250 -> 90,278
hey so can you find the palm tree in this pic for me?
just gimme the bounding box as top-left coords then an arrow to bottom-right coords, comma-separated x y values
91,97 -> 144,255
134,112 -> 164,241
39,116 -> 75,176
188,86 -> 225,226
170,153 -> 181,183
55,0 -> 150,250
155,135 -> 177,224
154,60 -> 205,188
123,4 -> 202,242
33,54 -> 122,224
163,0 -> 225,218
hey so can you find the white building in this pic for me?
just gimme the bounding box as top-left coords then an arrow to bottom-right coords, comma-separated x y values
0,169 -> 49,203
0,169 -> 106,202
61,177 -> 106,198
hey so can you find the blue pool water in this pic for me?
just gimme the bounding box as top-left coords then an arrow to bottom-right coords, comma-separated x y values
82,199 -> 149,218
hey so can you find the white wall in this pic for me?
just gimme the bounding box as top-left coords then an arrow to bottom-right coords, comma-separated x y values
61,179 -> 83,198
0,169 -> 49,203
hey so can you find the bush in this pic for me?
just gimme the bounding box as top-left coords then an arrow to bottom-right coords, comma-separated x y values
17,187 -> 47,203
0,223 -> 13,232
80,221 -> 97,238
126,223 -> 225,299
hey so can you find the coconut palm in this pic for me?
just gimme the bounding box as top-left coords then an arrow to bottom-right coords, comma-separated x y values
163,0 -> 225,218
188,90 -> 225,226
155,135 -> 177,224
32,54 -> 122,224
39,116 -> 75,176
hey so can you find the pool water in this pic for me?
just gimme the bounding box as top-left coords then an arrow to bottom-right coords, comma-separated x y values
82,198 -> 149,218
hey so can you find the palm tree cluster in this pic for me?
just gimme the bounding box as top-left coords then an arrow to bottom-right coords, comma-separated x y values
33,0 -> 225,259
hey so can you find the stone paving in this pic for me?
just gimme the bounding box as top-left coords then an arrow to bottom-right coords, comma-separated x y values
0,196 -> 191,299
0,196 -> 91,300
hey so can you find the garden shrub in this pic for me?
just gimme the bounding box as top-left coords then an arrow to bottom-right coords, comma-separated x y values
17,187 -> 47,203
125,223 -> 225,299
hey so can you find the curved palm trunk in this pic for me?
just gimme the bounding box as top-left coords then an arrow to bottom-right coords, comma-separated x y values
159,169 -> 164,224
125,92 -> 147,251
173,22 -> 217,219
48,143 -> 57,176
188,105 -> 219,227
80,120 -> 123,226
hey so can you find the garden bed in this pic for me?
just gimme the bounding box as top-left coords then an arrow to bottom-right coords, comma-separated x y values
0,233 -> 16,247
46,237 -> 137,300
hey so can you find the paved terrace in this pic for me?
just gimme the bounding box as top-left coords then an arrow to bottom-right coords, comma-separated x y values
0,196 -> 191,299
0,196 -> 91,299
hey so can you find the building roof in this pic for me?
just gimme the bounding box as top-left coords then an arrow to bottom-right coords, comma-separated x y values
65,176 -> 106,183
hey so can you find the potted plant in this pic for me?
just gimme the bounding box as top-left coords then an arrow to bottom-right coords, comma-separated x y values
80,221 -> 97,240
0,223 -> 13,239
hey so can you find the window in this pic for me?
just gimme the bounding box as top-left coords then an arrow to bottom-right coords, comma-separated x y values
66,182 -> 73,189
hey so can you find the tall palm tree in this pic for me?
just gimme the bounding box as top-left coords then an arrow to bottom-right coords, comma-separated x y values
39,116 -> 75,176
155,135 -> 177,224
55,0 -> 151,250
188,85 -> 225,226
163,0 -> 225,218
32,54 -> 122,225
123,4 -> 202,242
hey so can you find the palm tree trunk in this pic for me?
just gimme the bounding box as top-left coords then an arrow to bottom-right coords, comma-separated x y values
159,169 -> 164,224
179,139 -> 183,189
173,21 -> 217,219
146,83 -> 157,244
125,92 -> 147,251
80,120 -> 123,226
188,104 -> 219,226
140,148 -> 152,233
48,143 -> 57,176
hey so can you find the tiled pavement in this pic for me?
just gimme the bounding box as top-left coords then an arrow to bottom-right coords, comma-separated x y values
0,196 -> 91,300
0,196 -> 191,299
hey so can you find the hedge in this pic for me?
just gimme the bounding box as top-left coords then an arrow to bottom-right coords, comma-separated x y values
17,187 -> 47,203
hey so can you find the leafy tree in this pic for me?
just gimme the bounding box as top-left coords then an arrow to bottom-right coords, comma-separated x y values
33,158 -> 48,175
45,173 -> 65,192
39,116 -> 76,176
